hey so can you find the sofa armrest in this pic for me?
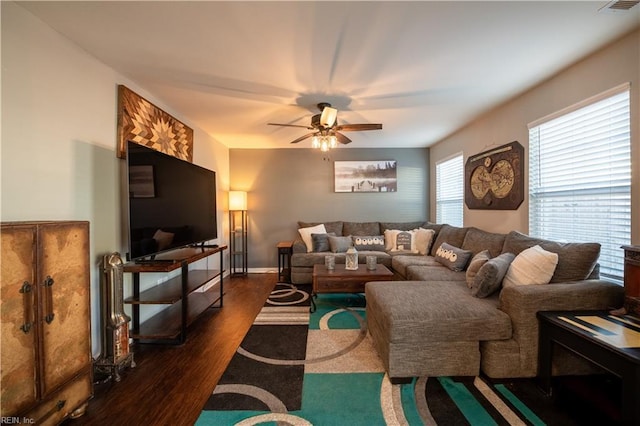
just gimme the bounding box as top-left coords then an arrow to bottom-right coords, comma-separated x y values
498,280 -> 624,373
292,239 -> 307,254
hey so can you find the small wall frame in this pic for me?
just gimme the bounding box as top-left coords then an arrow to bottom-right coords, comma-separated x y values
465,141 -> 524,210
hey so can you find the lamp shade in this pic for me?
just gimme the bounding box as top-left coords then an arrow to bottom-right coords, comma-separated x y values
229,191 -> 247,211
320,106 -> 338,127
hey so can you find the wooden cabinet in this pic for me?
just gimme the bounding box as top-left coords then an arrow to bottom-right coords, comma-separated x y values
123,245 -> 226,344
622,245 -> 640,315
1,221 -> 92,424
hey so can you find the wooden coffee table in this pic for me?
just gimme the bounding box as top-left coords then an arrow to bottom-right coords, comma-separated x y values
311,263 -> 394,312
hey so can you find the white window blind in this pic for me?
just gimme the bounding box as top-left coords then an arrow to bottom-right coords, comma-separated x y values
436,154 -> 464,227
528,84 -> 631,282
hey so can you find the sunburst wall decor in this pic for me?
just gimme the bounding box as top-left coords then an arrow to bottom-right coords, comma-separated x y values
117,85 -> 193,161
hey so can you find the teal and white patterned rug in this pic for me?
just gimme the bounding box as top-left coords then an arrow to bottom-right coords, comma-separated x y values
197,283 -> 619,425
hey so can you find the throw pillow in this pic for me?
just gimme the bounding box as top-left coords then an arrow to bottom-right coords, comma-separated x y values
471,252 -> 516,298
415,228 -> 436,255
434,242 -> 473,272
352,235 -> 385,251
153,229 -> 175,251
503,245 -> 559,287
385,229 -> 418,252
311,232 -> 335,252
465,249 -> 491,288
328,235 -> 353,253
384,229 -> 400,251
298,224 -> 327,253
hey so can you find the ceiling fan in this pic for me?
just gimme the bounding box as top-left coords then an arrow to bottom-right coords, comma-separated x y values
268,102 -> 382,147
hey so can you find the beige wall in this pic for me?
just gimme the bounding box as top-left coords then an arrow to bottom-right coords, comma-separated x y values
429,28 -> 640,243
230,148 -> 429,269
1,2 -> 230,355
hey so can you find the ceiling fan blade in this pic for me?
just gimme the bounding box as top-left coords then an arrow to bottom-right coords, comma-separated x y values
335,123 -> 383,132
268,123 -> 314,130
335,132 -> 352,145
290,132 -> 318,144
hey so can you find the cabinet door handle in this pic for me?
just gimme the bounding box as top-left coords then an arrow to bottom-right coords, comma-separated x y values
36,399 -> 66,424
19,281 -> 33,334
43,275 -> 55,324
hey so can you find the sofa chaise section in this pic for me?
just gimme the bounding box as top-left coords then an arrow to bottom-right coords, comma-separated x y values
366,280 -> 511,380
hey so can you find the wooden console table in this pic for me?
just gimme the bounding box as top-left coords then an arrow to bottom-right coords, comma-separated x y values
537,310 -> 640,425
124,245 -> 226,344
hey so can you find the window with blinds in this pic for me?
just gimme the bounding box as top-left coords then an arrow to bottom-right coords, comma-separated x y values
436,153 -> 464,227
528,84 -> 631,282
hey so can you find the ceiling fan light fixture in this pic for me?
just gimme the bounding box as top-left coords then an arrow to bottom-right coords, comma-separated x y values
329,135 -> 338,148
320,106 -> 338,127
311,135 -> 320,149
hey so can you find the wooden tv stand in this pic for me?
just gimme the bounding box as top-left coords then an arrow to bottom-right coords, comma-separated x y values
123,245 -> 227,344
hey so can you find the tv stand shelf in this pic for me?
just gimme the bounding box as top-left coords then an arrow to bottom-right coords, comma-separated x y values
123,245 -> 227,344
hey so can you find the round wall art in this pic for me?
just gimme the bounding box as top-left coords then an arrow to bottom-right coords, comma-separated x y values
465,141 -> 524,210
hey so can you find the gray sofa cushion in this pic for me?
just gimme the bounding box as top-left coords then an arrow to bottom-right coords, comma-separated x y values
365,281 -> 512,343
343,221 -> 380,236
430,224 -> 469,256
502,231 -> 600,283
406,264 -> 466,281
471,252 -> 515,298
379,221 -> 427,233
391,254 -> 440,278
291,251 -> 392,268
421,222 -> 444,236
462,227 -> 506,257
292,252 -> 345,268
298,221 -> 344,236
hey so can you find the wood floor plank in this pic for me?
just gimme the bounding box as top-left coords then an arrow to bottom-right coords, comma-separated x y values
68,274 -> 276,426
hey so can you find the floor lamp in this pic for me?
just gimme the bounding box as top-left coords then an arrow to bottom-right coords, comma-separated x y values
229,191 -> 248,276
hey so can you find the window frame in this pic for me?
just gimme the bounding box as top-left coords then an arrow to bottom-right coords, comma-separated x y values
527,83 -> 631,282
435,152 -> 464,227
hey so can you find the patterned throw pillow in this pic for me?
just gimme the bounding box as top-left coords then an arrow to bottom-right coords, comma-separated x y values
434,242 -> 473,272
471,252 -> 516,298
352,235 -> 385,251
384,229 -> 418,252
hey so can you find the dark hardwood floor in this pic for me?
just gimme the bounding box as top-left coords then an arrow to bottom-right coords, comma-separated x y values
68,273 -> 276,426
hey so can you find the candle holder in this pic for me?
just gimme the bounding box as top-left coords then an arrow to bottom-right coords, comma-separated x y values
345,246 -> 358,270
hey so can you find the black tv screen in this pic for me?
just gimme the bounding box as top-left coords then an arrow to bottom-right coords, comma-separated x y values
125,141 -> 217,260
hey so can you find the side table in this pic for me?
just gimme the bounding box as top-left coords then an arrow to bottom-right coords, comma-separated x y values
537,310 -> 640,425
277,241 -> 293,283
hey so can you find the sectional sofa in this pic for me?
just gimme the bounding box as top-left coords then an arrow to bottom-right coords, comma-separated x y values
291,220 -> 624,381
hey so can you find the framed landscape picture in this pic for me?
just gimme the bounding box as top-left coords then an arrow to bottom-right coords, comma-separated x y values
334,160 -> 397,192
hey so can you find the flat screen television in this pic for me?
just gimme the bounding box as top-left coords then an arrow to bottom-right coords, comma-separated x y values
125,141 -> 217,261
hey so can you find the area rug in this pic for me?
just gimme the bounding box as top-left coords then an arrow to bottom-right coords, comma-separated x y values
197,283 -> 618,425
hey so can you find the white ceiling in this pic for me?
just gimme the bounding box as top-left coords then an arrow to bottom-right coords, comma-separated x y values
18,1 -> 640,149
